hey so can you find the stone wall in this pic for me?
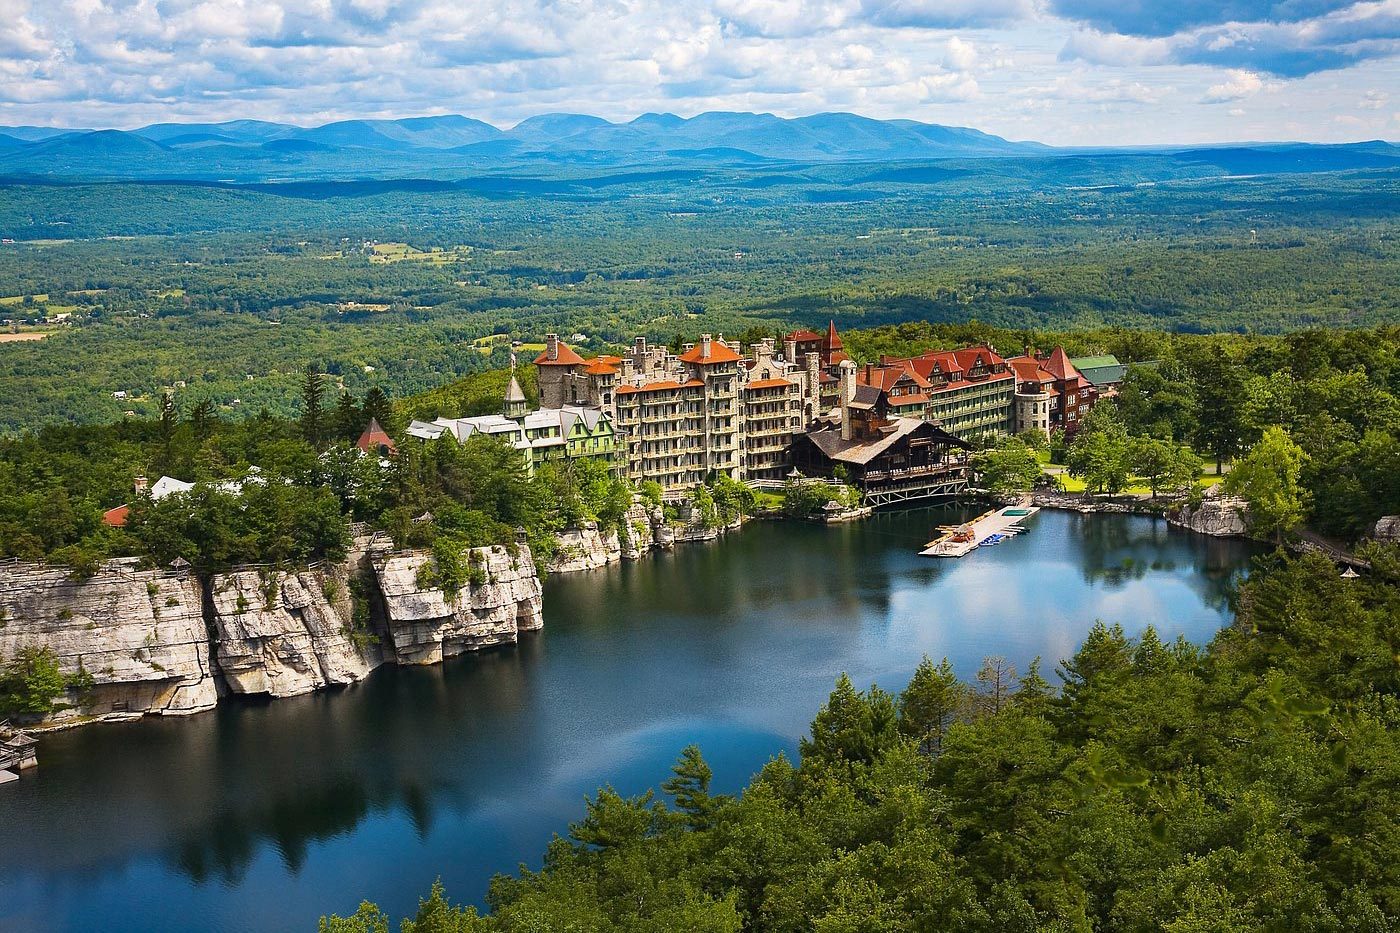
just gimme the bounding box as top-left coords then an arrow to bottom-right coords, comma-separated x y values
373,544 -> 543,665
0,560 -> 217,724
208,564 -> 379,698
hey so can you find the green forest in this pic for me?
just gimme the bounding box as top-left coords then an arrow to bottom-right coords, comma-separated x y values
1,167 -> 1396,431
319,547 -> 1400,932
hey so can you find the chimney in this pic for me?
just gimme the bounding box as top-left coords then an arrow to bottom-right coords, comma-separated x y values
700,333 -> 712,359
839,359 -> 857,404
545,333 -> 559,361
864,362 -> 874,384
783,336 -> 797,364
134,475 -> 149,496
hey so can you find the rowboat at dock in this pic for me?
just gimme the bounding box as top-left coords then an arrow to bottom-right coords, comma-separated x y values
919,502 -> 1041,558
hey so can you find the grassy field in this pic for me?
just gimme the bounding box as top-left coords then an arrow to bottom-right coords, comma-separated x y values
1037,447 -> 1224,495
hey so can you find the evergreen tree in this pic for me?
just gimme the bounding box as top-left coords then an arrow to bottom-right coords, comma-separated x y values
333,391 -> 362,443
190,398 -> 218,441
362,386 -> 394,433
898,655 -> 966,755
661,744 -> 717,830
301,364 -> 327,449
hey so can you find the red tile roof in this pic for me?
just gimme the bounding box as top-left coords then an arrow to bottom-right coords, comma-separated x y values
746,377 -> 794,390
356,419 -> 398,456
785,329 -> 822,342
534,341 -> 586,366
101,504 -> 130,528
582,359 -> 618,375
1008,356 -> 1055,383
678,340 -> 742,364
1041,346 -> 1082,382
824,320 -> 843,350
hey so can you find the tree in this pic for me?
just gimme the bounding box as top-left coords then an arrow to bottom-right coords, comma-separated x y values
190,398 -> 219,441
156,392 -> 180,475
301,364 -> 327,449
0,646 -> 68,716
333,391 -> 363,443
975,656 -> 1017,715
898,655 -> 967,755
801,673 -> 900,766
1067,408 -> 1132,495
971,438 -> 1042,496
662,744 -> 718,830
361,386 -> 394,434
1192,353 -> 1246,471
1225,426 -> 1310,543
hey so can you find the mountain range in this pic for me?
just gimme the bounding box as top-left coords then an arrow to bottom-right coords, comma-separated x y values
0,111 -> 1395,185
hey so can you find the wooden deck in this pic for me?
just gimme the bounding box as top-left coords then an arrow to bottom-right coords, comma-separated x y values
919,502 -> 1040,558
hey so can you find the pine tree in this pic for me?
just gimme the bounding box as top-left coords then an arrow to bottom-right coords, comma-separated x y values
333,391 -> 362,443
301,364 -> 327,449
976,656 -> 1018,715
190,398 -> 218,441
661,744 -> 716,830
898,655 -> 966,755
157,392 -> 180,475
362,386 -> 394,433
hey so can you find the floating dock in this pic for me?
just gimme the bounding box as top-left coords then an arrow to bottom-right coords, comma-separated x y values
920,503 -> 1040,558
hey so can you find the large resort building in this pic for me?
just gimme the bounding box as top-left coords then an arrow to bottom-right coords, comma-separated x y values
406,323 -> 1103,499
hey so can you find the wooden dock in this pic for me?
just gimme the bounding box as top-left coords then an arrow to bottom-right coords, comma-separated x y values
919,502 -> 1040,558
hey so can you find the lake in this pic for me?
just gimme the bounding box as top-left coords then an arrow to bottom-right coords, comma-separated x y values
0,507 -> 1260,933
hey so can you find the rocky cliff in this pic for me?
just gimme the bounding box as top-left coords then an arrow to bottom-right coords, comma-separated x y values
1371,515 -> 1400,544
1170,492 -> 1250,537
0,560 -> 217,724
2,534 -> 546,728
373,544 -> 543,665
208,564 -> 379,698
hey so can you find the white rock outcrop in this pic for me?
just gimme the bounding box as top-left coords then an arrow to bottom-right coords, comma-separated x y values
1371,515 -> 1400,543
208,565 -> 378,698
548,522 -> 620,574
373,544 -> 542,665
0,560 -> 217,723
1170,491 -> 1250,537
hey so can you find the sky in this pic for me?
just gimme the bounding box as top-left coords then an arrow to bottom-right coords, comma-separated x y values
0,0 -> 1397,145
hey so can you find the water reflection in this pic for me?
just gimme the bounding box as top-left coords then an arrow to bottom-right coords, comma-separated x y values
0,508 -> 1261,933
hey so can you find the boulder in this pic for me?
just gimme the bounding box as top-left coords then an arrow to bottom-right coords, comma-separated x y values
0,560 -> 217,724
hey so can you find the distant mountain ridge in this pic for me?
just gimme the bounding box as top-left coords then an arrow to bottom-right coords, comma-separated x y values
0,111 -> 1395,185
0,111 -> 1044,163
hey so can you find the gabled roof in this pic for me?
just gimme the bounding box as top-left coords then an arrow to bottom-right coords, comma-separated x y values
1008,356 -> 1055,384
858,362 -> 931,393
805,417 -> 971,465
534,340 -> 586,366
746,377 -> 794,390
678,340 -> 742,364
785,328 -> 823,342
101,504 -> 130,528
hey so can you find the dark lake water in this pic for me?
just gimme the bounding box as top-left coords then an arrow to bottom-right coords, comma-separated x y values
0,508 -> 1261,933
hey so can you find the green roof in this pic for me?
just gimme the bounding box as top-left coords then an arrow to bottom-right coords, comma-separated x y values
1070,354 -> 1126,387
1068,354 -> 1121,369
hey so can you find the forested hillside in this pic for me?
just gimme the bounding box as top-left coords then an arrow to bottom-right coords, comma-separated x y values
320,547 -> 1400,932
1,167 -> 1396,431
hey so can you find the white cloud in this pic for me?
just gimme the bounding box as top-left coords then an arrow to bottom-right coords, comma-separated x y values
1202,68 -> 1268,101
0,0 -> 1393,145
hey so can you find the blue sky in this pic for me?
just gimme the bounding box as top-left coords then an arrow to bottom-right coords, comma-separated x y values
0,0 -> 1396,144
